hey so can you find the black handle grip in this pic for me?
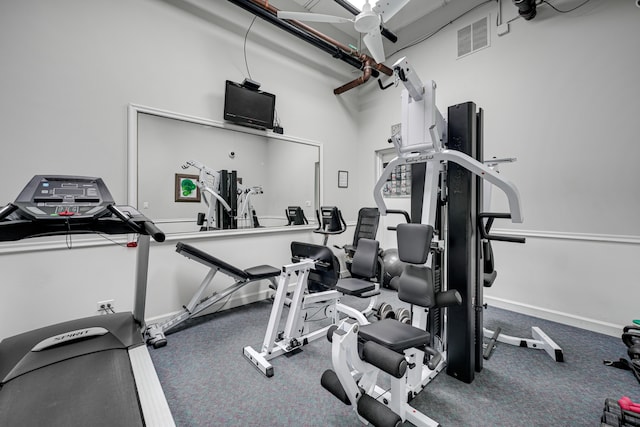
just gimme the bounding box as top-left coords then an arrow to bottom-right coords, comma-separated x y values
479,212 -> 512,220
385,209 -> 411,231
0,203 -> 18,221
478,212 -> 526,244
107,205 -> 144,234
144,221 -> 166,242
385,209 -> 411,223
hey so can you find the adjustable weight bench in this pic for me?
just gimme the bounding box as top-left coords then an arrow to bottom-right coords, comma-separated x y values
145,242 -> 280,348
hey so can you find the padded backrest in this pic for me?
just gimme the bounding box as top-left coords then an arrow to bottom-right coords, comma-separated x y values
351,208 -> 380,246
398,264 -> 435,308
395,223 -> 436,307
290,241 -> 340,291
350,238 -> 379,280
176,242 -> 248,279
396,223 -> 433,264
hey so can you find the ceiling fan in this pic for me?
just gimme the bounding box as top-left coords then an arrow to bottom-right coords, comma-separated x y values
277,0 -> 410,64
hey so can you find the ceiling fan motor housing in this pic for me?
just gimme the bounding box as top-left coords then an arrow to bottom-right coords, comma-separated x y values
354,11 -> 381,33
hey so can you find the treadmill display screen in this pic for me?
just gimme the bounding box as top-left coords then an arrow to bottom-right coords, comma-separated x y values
54,188 -> 84,196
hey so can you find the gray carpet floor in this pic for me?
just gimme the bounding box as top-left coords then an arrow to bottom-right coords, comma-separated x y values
149,289 -> 639,426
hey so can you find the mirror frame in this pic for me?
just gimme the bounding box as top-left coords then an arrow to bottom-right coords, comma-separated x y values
127,103 -> 323,235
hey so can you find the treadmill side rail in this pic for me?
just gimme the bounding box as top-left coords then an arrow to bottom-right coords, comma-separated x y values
129,345 -> 176,427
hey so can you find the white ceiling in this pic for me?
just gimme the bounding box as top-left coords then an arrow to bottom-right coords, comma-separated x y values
269,0 -> 492,61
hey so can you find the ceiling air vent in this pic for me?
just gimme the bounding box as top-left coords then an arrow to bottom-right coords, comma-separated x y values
457,15 -> 489,59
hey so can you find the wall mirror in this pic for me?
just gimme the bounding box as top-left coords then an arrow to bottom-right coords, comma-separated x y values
128,104 -> 322,235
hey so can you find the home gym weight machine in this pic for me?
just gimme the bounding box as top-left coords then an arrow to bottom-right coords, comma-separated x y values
236,181 -> 263,228
322,57 -> 526,426
0,175 -> 173,427
182,160 -> 233,230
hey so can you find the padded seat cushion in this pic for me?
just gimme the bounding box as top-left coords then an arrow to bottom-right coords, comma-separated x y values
358,319 -> 430,353
336,278 -> 376,296
244,265 -> 281,280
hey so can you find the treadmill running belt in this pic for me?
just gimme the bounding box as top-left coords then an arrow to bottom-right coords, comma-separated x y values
0,349 -> 144,427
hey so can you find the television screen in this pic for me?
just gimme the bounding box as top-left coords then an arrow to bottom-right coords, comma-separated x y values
224,80 -> 275,130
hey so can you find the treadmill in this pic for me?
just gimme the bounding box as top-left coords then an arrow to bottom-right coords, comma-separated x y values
0,175 -> 175,426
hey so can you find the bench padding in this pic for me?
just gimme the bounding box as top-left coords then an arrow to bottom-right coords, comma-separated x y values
358,319 -> 430,353
335,278 -> 376,296
176,242 -> 280,280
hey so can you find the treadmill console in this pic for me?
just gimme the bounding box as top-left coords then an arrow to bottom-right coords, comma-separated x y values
13,175 -> 114,220
0,175 -> 165,242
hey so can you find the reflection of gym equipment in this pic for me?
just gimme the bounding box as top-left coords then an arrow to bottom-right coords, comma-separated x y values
314,206 -> 347,245
236,182 -> 263,229
182,160 -> 233,231
285,206 -> 308,225
183,160 -> 264,230
145,242 -> 280,348
480,158 -> 563,362
243,239 -> 381,377
322,224 -> 462,427
0,175 -> 173,426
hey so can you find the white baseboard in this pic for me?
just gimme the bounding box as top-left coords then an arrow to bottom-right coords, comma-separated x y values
146,290 -> 624,338
485,296 -> 623,337
146,288 -> 273,325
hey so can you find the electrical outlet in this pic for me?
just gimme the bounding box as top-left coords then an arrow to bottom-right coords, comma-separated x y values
97,299 -> 115,313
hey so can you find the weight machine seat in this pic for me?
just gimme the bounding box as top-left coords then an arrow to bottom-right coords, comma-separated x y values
358,319 -> 430,354
335,277 -> 376,296
176,242 -> 281,280
356,224 -> 435,353
335,238 -> 380,297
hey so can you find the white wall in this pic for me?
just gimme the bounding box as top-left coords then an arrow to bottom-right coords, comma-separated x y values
1,0 -> 638,340
357,0 -> 640,335
0,0 -> 361,339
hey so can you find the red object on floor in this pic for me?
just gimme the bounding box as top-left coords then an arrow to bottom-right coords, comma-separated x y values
618,396 -> 640,414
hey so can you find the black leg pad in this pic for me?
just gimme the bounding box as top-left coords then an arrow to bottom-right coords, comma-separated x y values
321,370 -> 351,405
435,289 -> 462,307
362,341 -> 407,379
357,394 -> 402,427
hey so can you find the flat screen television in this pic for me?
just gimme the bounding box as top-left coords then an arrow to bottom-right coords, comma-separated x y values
223,80 -> 276,130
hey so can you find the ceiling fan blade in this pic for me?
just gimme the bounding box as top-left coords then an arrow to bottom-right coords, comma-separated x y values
277,11 -> 353,24
363,29 -> 386,63
374,0 -> 411,23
